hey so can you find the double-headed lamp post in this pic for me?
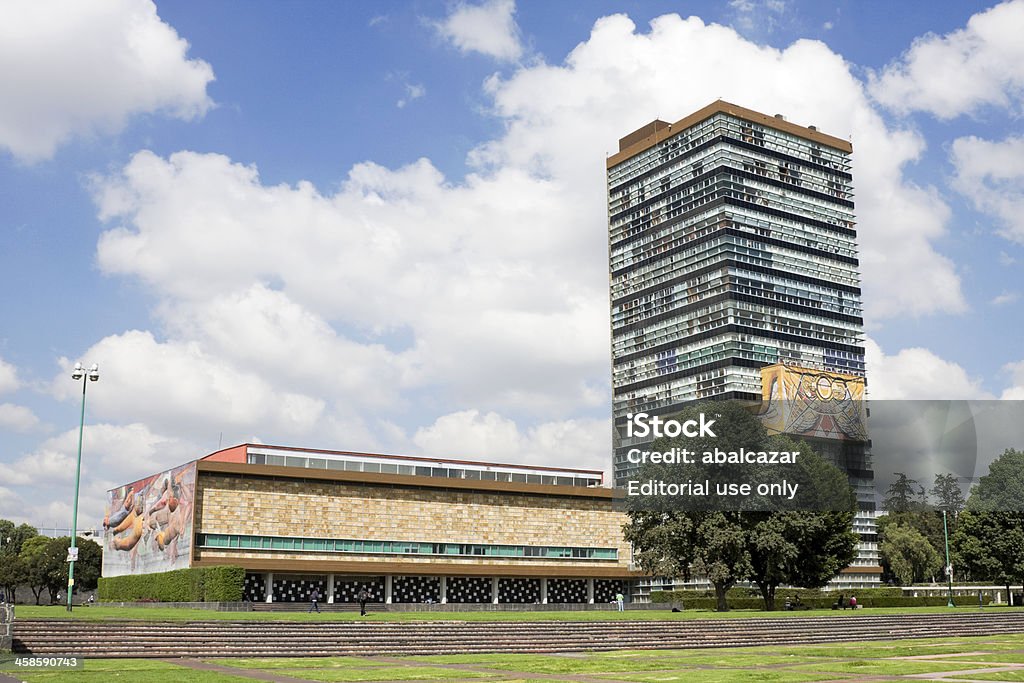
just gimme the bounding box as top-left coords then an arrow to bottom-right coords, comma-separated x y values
68,362 -> 99,611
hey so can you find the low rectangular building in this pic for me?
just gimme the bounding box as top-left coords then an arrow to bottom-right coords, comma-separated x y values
102,444 -> 637,604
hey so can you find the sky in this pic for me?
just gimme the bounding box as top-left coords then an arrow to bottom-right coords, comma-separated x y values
1,0 -> 1023,532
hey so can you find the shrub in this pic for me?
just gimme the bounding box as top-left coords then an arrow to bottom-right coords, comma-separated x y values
98,566 -> 245,602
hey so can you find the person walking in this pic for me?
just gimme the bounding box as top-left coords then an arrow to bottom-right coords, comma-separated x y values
358,587 -> 369,616
615,592 -> 625,612
308,587 -> 321,614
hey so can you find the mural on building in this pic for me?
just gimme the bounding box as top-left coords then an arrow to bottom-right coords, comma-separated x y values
758,364 -> 868,441
101,461 -> 196,576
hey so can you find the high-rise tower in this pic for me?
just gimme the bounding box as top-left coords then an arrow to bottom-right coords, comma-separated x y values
607,101 -> 879,589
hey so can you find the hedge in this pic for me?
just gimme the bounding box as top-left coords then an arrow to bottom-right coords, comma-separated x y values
98,566 -> 245,602
651,586 -> 904,603
652,593 -> 992,610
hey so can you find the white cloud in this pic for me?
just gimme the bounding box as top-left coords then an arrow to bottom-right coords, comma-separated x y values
397,83 -> 426,109
868,0 -> 1024,118
951,134 -> 1024,244
478,13 -> 965,318
71,10 -> 979,475
413,409 -> 609,473
51,330 -> 326,440
864,338 -> 992,400
0,357 -> 19,394
728,0 -> 790,36
991,291 -> 1019,306
0,0 -> 214,162
435,0 -> 523,62
0,403 -> 41,432
1001,361 -> 1024,399
999,251 -> 1017,266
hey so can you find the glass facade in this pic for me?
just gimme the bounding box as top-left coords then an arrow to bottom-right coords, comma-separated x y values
196,533 -> 617,560
245,450 -> 602,488
608,104 -> 878,590
608,109 -> 864,483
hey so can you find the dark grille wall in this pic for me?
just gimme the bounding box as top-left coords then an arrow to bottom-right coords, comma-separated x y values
334,577 -> 384,603
548,578 -> 587,604
243,573 -> 266,602
273,575 -> 326,603
392,575 -> 440,603
498,578 -> 540,604
595,579 -> 624,604
447,577 -> 492,603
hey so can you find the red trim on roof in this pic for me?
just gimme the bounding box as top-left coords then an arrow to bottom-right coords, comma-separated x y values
200,443 -> 604,479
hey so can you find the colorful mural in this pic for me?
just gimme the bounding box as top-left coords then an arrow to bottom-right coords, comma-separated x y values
758,364 -> 868,441
101,460 -> 196,576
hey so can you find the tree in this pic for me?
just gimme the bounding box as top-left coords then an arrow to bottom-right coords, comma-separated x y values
623,400 -> 858,611
880,523 -> 943,585
20,536 -> 53,604
0,554 -> 28,603
953,511 -> 1024,597
951,449 -> 1024,597
884,473 -> 926,513
931,473 -> 966,517
877,512 -> 944,582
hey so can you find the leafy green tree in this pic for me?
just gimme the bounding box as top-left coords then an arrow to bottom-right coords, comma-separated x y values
953,511 -> 1024,597
880,522 -> 943,585
877,511 -> 944,581
624,401 -> 857,611
884,473 -> 926,513
931,473 -> 966,517
952,449 -> 1024,597
20,535 -> 52,604
0,554 -> 28,602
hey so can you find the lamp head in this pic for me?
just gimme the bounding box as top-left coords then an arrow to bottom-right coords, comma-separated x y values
87,363 -> 99,382
71,362 -> 84,380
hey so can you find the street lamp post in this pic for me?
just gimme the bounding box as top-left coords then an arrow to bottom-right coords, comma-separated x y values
68,362 -> 99,612
942,509 -> 955,608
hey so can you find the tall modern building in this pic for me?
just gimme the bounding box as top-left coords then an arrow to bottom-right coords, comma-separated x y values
606,101 -> 880,589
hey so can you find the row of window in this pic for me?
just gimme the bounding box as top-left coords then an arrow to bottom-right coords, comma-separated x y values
197,533 -> 618,560
248,454 -> 600,488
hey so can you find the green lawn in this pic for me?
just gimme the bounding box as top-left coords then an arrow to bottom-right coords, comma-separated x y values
8,632 -> 1024,682
11,602 -> 1008,622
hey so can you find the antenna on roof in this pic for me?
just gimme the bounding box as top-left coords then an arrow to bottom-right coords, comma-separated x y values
218,432 -> 223,449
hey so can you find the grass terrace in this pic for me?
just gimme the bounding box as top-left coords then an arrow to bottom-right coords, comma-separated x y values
9,632 -> 1024,682
11,603 -> 1018,622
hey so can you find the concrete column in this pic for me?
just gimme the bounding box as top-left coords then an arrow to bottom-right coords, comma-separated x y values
492,577 -> 499,604
540,578 -> 548,604
439,576 -> 447,604
587,578 -> 595,604
265,572 -> 274,603
385,575 -> 393,604
327,574 -> 335,604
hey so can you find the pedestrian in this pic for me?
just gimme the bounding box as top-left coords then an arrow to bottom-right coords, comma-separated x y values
358,587 -> 369,616
308,587 -> 321,613
615,592 -> 625,612
849,595 -> 857,609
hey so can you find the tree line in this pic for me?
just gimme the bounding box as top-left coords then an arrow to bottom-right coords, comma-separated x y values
624,400 -> 1024,611
879,449 -> 1024,601
0,520 -> 102,604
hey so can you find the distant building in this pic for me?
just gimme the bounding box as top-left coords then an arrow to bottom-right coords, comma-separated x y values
607,101 -> 879,590
102,444 -> 637,604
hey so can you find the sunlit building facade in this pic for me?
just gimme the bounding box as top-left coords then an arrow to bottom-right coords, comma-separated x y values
606,101 -> 879,589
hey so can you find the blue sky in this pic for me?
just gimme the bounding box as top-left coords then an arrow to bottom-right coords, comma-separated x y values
1,0 -> 1022,531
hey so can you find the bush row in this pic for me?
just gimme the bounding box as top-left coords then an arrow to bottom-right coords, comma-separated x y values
653,594 -> 992,610
98,566 -> 245,602
650,586 -> 905,603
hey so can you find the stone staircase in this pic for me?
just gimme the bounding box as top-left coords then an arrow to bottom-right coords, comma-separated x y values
250,602 -> 380,612
12,611 -> 1024,658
